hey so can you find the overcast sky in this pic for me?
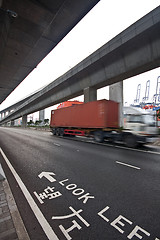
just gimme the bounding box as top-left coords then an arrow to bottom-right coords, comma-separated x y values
0,0 -> 160,119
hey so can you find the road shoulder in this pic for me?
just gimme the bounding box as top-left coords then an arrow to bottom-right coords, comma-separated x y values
1,178 -> 30,240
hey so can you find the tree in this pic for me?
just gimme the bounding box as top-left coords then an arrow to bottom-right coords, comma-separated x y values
39,120 -> 42,125
35,120 -> 40,126
44,119 -> 49,125
27,120 -> 34,126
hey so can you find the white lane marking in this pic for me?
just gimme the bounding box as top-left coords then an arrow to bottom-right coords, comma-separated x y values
111,143 -> 160,155
116,161 -> 141,170
73,136 -> 160,156
0,148 -> 59,240
38,172 -> 56,182
142,149 -> 160,155
54,143 -> 61,147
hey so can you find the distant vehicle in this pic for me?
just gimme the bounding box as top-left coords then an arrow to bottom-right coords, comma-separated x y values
50,100 -> 158,147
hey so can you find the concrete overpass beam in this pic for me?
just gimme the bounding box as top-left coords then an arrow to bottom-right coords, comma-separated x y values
0,8 -> 11,61
22,115 -> 27,128
109,82 -> 123,127
84,87 -> 97,103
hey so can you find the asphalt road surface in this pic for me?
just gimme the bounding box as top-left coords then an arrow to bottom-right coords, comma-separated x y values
0,127 -> 160,240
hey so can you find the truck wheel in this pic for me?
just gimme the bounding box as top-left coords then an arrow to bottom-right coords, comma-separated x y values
124,135 -> 137,148
56,128 -> 60,136
94,131 -> 104,143
60,128 -> 64,137
52,128 -> 56,135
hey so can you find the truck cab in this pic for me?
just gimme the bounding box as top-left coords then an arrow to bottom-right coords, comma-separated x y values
123,106 -> 158,146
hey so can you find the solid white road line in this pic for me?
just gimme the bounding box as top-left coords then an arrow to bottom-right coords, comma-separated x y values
74,136 -> 160,156
0,148 -> 59,240
54,143 -> 61,147
116,161 -> 141,170
113,144 -> 160,155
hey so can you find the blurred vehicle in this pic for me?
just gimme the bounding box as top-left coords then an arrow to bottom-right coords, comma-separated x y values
50,100 -> 158,148
123,106 -> 158,147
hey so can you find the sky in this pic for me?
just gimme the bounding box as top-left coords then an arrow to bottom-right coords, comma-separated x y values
0,0 -> 160,120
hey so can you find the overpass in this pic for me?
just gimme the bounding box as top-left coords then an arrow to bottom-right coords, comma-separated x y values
0,0 -> 100,104
0,89 -> 41,119
0,83 -> 49,119
0,6 -> 160,126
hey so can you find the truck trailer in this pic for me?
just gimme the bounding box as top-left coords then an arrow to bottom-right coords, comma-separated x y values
50,99 -> 158,147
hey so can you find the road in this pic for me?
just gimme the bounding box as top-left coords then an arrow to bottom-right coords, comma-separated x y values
0,127 -> 160,240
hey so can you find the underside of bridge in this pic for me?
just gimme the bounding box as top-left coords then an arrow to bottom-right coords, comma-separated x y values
0,6 -> 160,127
0,0 -> 100,104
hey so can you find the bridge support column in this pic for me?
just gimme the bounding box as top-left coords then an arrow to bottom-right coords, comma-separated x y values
11,120 -> 14,126
109,81 -> 123,127
39,110 -> 45,124
84,87 -> 97,103
22,115 -> 27,128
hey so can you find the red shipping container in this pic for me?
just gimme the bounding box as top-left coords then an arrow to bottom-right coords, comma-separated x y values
50,99 -> 119,129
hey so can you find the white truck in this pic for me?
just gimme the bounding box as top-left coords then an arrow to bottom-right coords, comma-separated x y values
114,106 -> 158,147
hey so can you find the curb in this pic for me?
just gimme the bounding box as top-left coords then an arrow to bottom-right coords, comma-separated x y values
1,178 -> 30,240
0,163 -> 5,181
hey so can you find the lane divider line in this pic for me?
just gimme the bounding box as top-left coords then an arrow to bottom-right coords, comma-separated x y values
116,161 -> 141,170
54,143 -> 61,147
64,135 -> 160,156
113,144 -> 160,155
0,147 -> 59,240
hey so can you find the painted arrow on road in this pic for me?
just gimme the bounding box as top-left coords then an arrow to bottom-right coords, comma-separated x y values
38,172 -> 56,182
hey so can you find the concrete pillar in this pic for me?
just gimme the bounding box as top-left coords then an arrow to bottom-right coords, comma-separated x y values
39,110 -> 45,123
11,120 -> 14,126
84,87 -> 97,103
109,81 -> 123,127
22,115 -> 27,128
